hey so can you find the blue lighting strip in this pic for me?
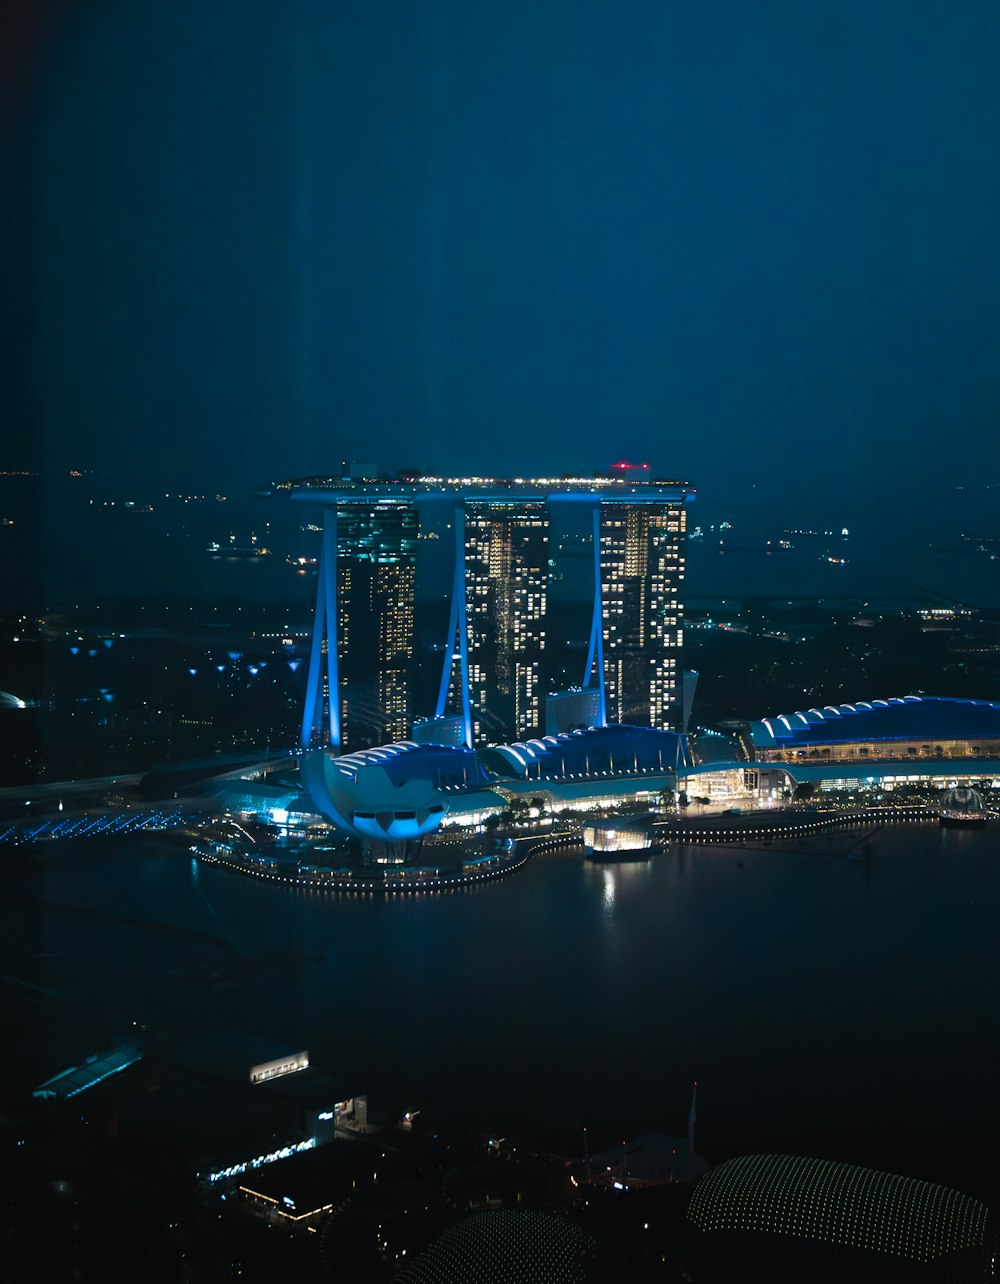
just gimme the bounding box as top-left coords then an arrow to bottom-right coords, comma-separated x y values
65,1053 -> 141,1098
300,506 -> 341,751
454,509 -> 472,748
435,560 -> 460,719
435,506 -> 473,748
582,503 -> 607,726
300,538 -> 327,749
323,508 -> 341,750
34,1048 -> 143,1101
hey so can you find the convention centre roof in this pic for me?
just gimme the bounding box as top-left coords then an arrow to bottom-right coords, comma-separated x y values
480,724 -> 692,780
752,696 -> 1000,750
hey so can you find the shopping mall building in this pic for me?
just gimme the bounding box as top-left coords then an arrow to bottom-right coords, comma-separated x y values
211,695 -> 1000,842
746,694 -> 1000,792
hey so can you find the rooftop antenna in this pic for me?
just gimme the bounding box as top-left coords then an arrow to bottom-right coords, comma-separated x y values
583,1125 -> 591,1183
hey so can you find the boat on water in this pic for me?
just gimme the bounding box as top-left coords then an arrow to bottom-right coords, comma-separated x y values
582,816 -> 654,862
208,532 -> 271,559
938,785 -> 989,827
585,847 -> 653,864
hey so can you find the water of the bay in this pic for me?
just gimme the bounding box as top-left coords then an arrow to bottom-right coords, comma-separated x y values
3,819 -> 999,1205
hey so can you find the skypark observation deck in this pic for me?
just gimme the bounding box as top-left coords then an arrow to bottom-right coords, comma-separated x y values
282,471 -> 694,506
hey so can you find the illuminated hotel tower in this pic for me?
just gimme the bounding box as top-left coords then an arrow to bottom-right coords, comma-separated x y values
296,471 -> 693,752
600,503 -> 686,728
329,503 -> 417,749
464,502 -> 548,744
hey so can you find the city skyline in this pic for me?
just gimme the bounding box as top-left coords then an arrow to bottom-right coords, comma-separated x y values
3,4 -> 1000,1277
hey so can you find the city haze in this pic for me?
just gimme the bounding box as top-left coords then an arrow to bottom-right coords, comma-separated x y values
3,1 -> 1000,514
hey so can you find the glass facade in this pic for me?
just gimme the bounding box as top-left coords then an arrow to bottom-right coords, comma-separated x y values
335,504 -> 418,750
464,502 -> 548,745
600,504 -> 686,729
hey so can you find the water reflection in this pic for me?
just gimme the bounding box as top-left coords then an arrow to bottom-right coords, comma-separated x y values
602,867 -> 615,912
7,824 -> 1000,1202
588,856 -> 655,921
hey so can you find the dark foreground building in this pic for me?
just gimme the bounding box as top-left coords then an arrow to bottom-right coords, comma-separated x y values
686,1153 -> 997,1282
394,1209 -> 613,1284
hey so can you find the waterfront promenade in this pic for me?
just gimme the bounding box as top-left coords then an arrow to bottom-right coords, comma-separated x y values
186,801 -> 982,895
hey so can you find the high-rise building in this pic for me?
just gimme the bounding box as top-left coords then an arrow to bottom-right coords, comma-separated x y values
600,502 -> 686,728
464,502 -> 548,744
333,503 -> 417,748
295,471 -> 693,753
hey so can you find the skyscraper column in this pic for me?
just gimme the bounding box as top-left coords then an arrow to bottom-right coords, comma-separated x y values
300,505 -> 341,751
434,504 -> 473,748
583,501 -> 608,726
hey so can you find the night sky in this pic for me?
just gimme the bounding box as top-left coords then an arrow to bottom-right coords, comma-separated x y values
4,1 -> 1000,524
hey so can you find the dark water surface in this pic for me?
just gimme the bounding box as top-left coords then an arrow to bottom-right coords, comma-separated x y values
3,820 -> 1000,1202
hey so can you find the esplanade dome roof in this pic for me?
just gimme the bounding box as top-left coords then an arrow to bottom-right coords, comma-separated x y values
688,1154 -> 991,1264
395,1209 -> 597,1284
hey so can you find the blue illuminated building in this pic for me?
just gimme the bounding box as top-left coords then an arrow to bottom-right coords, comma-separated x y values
480,724 -> 691,780
295,470 -> 694,752
750,695 -> 1000,790
753,695 -> 1000,759
290,469 -> 694,842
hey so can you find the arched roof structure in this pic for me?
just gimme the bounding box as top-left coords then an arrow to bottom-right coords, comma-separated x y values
396,1209 -> 597,1284
688,1154 -> 991,1265
480,724 -> 691,780
752,696 -> 1000,751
